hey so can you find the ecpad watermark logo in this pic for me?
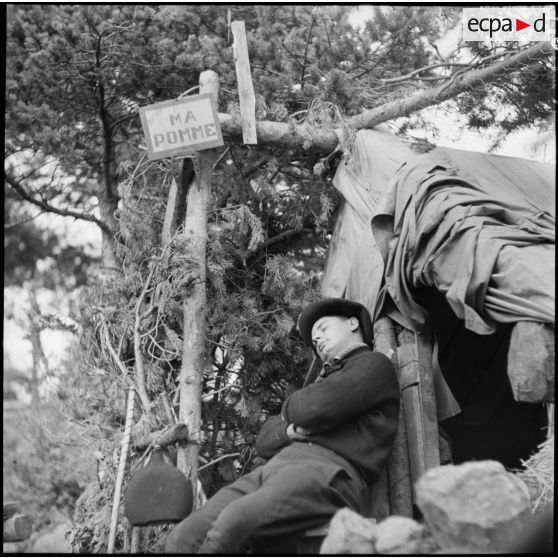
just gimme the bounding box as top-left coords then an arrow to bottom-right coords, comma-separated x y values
463,6 -> 555,42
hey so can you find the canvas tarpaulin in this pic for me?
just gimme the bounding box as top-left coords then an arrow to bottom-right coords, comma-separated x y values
323,129 -> 554,427
323,129 -> 555,335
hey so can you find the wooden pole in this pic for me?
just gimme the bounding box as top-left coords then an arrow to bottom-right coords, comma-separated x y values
130,527 -> 141,554
107,387 -> 136,554
176,70 -> 220,496
374,317 -> 413,518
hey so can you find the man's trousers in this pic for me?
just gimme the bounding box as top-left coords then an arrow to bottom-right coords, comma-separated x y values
165,444 -> 362,554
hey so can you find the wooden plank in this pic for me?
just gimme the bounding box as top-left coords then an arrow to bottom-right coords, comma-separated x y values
399,383 -> 425,502
231,20 -> 257,145
415,329 -> 441,471
396,327 -> 440,501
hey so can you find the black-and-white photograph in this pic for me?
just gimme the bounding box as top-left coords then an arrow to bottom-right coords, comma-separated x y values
4,3 -> 555,555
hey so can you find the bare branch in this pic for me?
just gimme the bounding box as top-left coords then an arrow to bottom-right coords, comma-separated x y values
133,262 -> 157,414
5,171 -> 113,235
198,452 -> 241,472
132,423 -> 189,450
266,228 -> 314,249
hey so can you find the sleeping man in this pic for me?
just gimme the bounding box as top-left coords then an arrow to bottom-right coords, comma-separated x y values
166,298 -> 400,554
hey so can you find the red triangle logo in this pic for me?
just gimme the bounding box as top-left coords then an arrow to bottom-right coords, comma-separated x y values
516,19 -> 530,31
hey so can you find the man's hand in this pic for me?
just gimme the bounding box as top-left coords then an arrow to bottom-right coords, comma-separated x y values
286,423 -> 311,441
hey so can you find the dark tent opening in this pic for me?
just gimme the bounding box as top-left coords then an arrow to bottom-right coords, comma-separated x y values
418,287 -> 548,469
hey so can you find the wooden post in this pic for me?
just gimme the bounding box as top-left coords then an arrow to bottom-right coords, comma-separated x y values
231,20 -> 257,145
396,327 -> 440,500
374,317 -> 413,518
107,386 -> 136,554
176,70 -> 220,495
130,527 -> 141,553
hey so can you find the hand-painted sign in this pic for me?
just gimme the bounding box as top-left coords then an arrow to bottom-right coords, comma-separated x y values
139,93 -> 224,160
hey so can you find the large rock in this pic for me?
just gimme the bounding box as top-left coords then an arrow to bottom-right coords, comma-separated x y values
320,508 -> 376,554
375,515 -> 436,554
416,460 -> 532,552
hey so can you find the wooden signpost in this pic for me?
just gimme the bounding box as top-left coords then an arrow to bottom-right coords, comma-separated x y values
138,71 -> 222,504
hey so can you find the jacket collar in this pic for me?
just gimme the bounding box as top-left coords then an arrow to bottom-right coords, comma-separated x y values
318,343 -> 371,380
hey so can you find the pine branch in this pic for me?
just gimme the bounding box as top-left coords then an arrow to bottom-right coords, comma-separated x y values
5,171 -> 113,235
347,42 -> 553,130
218,41 -> 554,152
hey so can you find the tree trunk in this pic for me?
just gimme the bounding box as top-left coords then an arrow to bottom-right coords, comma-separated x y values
218,42 -> 554,153
98,194 -> 119,270
176,71 -> 220,494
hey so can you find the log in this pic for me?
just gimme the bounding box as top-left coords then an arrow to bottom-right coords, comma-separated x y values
507,322 -> 554,403
3,513 -> 32,543
132,423 -> 189,450
373,317 -> 413,518
218,112 -> 340,153
3,502 -> 20,520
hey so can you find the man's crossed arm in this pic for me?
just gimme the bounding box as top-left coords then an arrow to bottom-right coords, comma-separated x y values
255,351 -> 395,458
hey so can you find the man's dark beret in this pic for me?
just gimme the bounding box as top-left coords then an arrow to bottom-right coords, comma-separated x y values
297,298 -> 373,349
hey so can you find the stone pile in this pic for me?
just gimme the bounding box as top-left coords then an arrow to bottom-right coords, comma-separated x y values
320,460 -> 537,554
321,510 -> 437,555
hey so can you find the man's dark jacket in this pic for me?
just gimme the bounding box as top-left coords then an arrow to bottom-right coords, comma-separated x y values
255,347 -> 400,486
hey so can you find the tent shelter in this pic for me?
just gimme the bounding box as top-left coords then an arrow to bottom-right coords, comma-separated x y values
320,128 -> 554,517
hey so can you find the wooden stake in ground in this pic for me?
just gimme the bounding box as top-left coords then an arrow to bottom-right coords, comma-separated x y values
107,386 -> 136,553
176,70 -> 220,497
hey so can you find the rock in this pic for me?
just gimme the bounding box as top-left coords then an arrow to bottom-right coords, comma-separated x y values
507,321 -> 554,403
31,523 -> 73,554
320,508 -> 376,554
416,460 -> 532,552
374,515 -> 425,554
